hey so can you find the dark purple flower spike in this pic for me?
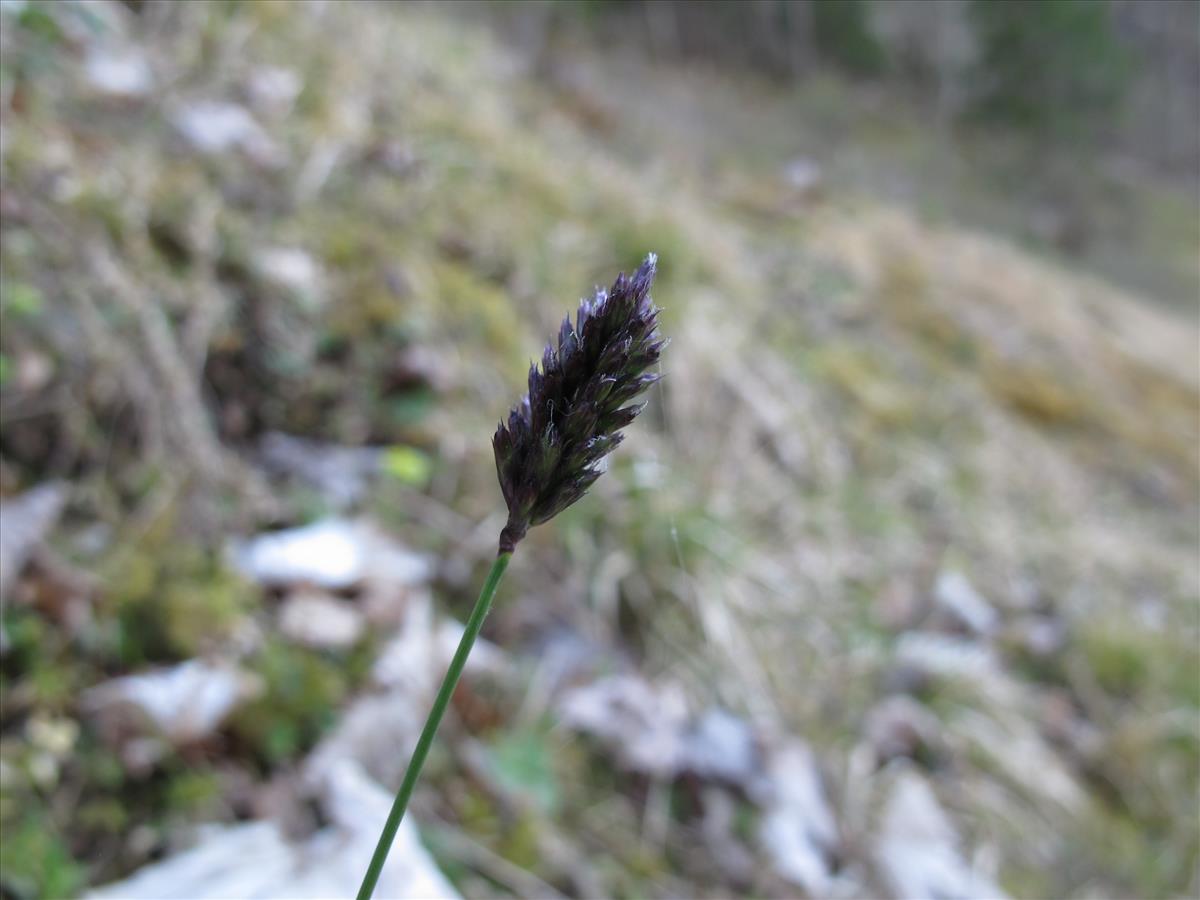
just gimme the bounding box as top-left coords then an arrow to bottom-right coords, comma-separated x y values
493,254 -> 665,554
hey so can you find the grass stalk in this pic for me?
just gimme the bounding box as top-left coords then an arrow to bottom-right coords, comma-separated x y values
356,552 -> 512,900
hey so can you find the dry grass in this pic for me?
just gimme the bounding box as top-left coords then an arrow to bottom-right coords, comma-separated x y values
1,3 -> 1197,898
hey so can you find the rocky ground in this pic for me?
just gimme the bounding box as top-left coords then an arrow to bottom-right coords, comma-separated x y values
0,3 -> 1197,898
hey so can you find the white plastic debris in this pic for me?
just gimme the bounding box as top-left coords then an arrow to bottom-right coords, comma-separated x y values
84,660 -> 260,746
558,679 -> 766,789
306,692 -> 423,791
229,519 -> 430,590
84,48 -> 153,99
782,156 -> 823,195
259,432 -> 382,509
683,708 -> 761,786
1008,614 -> 1067,659
88,759 -> 457,900
372,594 -> 506,698
0,482 -> 67,602
892,631 -> 1004,684
556,676 -> 846,892
874,769 -> 1006,900
245,66 -> 302,118
890,632 -> 1025,713
557,675 -> 690,779
368,591 -> 439,698
253,247 -> 325,309
757,740 -> 839,896
435,618 -> 509,678
232,520 -> 361,587
171,101 -> 283,167
309,593 -> 506,788
279,590 -> 365,650
934,571 -> 1000,637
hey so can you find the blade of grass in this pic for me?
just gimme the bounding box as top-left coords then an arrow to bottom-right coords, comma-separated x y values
356,552 -> 512,900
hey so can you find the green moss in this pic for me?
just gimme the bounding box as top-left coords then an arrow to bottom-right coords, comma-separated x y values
75,797 -> 130,834
159,563 -> 254,658
0,809 -> 85,900
314,212 -> 396,272
100,524 -> 255,665
1,607 -> 48,674
497,815 -> 541,871
1,281 -> 45,319
70,186 -> 130,247
28,662 -> 76,711
431,260 -> 522,356
606,216 -> 699,286
982,357 -> 1089,427
1073,801 -> 1198,899
813,343 -> 919,430
78,741 -> 126,792
1165,643 -> 1200,710
145,166 -> 215,270
1,607 -> 85,714
876,253 -> 980,371
1079,621 -> 1153,698
229,639 -> 350,766
164,768 -> 223,816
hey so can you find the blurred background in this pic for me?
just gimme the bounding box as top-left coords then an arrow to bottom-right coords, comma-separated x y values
0,1 -> 1197,898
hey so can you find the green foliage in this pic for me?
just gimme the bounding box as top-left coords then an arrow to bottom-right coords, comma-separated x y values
1076,615 -> 1200,715
230,639 -> 350,765
485,724 -> 561,815
1079,620 -> 1153,698
385,388 -> 437,432
0,0 -> 76,108
0,810 -> 86,900
75,796 -> 130,835
968,0 -> 1132,138
1,282 -> 45,318
104,539 -> 255,665
15,2 -> 65,44
813,0 -> 887,77
2,607 -> 83,713
1,606 -> 48,674
383,445 -> 434,487
164,768 -> 223,816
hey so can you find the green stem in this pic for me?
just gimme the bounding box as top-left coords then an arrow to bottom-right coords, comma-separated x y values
356,551 -> 512,900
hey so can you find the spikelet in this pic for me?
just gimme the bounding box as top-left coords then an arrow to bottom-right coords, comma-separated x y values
493,254 -> 665,553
